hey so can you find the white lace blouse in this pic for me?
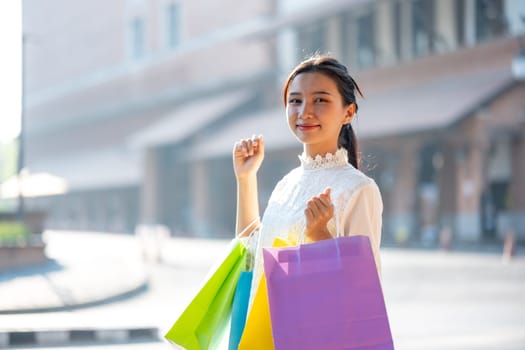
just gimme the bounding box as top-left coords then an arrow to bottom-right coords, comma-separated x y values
247,148 -> 383,308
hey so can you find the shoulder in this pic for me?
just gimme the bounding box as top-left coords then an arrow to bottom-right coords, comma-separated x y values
333,165 -> 376,192
332,166 -> 382,205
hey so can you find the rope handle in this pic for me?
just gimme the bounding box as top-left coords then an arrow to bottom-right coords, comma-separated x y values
236,216 -> 261,239
236,216 -> 261,272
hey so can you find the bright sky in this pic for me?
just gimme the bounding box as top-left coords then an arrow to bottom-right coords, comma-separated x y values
0,2 -> 22,143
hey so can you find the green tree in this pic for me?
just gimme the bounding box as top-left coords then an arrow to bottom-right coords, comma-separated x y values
0,140 -> 18,183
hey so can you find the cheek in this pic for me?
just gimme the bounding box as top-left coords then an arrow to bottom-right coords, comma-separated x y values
313,105 -> 325,114
286,106 -> 296,120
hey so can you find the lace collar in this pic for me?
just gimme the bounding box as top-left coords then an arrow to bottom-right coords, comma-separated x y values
298,148 -> 349,170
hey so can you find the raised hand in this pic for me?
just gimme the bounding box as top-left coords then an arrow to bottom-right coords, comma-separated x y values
233,135 -> 264,180
303,187 -> 334,242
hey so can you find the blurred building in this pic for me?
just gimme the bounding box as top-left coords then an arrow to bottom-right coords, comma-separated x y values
22,0 -> 525,244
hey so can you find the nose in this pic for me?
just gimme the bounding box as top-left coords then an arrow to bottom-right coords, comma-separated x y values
298,101 -> 314,119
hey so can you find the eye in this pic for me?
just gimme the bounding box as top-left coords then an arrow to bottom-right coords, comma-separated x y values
288,98 -> 302,104
314,97 -> 328,103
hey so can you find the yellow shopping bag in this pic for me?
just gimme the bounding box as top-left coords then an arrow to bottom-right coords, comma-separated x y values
238,237 -> 292,350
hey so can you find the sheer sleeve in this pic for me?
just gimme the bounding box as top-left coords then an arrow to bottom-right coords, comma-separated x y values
337,180 -> 383,274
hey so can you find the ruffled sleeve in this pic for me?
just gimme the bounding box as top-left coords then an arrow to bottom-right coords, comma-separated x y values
337,180 -> 383,274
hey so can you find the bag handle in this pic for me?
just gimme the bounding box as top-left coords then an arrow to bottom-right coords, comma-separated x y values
237,216 -> 261,272
236,216 -> 261,239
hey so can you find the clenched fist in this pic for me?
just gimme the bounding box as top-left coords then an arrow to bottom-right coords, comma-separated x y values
233,135 -> 264,179
303,187 -> 334,242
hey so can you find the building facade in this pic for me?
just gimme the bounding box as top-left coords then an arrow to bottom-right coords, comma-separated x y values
21,0 -> 525,244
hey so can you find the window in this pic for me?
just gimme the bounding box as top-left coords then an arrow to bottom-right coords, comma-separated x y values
356,12 -> 375,69
296,21 -> 327,59
340,8 -> 376,69
475,0 -> 506,42
130,17 -> 145,60
166,3 -> 181,48
412,0 -> 434,57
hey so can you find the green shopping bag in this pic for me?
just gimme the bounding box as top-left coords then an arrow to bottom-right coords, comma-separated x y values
165,239 -> 246,350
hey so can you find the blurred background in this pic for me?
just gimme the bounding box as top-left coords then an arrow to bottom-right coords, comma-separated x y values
1,0 -> 524,349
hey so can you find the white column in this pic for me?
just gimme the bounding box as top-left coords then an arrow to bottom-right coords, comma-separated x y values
277,29 -> 298,77
326,16 -> 343,60
464,0 -> 476,46
375,1 -> 395,65
435,0 -> 457,52
505,0 -> 525,35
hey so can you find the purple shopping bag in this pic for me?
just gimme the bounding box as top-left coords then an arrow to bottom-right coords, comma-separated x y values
262,235 -> 394,350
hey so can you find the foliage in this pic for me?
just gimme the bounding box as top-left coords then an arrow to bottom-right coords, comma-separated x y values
0,221 -> 30,245
0,139 -> 18,183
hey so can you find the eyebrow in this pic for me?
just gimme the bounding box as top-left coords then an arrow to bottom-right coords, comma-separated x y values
288,91 -> 333,96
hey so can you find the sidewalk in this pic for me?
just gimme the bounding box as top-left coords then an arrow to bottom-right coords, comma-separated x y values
0,231 -> 148,314
0,231 -> 157,348
1,231 -> 524,349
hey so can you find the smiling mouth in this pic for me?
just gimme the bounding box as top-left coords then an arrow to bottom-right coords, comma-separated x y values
297,125 -> 320,131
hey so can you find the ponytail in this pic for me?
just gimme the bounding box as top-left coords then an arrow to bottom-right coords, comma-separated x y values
338,123 -> 359,169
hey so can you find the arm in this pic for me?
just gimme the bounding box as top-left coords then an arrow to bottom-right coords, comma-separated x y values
233,135 -> 264,237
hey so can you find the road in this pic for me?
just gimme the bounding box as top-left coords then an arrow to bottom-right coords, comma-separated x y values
2,231 -> 525,349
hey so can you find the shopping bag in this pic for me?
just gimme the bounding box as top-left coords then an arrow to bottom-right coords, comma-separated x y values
238,237 -> 292,350
165,239 -> 246,350
263,235 -> 394,350
228,270 -> 253,350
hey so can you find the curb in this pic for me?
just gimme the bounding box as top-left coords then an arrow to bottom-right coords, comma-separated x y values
0,327 -> 160,348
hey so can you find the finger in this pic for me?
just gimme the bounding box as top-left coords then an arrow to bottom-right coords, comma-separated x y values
306,199 -> 316,217
308,198 -> 323,218
251,135 -> 260,153
314,197 -> 334,220
241,139 -> 250,155
234,141 -> 246,157
257,135 -> 264,148
249,140 -> 256,155
313,197 -> 325,213
257,135 -> 264,154
304,207 -> 314,222
319,188 -> 332,206
318,193 -> 332,208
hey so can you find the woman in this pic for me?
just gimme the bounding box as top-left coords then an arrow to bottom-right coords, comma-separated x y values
233,55 -> 383,309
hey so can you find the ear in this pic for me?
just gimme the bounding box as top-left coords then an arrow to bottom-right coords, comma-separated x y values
343,103 -> 356,125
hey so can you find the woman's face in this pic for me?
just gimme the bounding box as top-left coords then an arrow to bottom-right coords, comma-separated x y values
286,72 -> 355,157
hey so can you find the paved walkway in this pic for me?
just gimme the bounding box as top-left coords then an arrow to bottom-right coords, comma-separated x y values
0,230 -> 227,349
0,231 -> 147,314
1,231 -> 524,349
